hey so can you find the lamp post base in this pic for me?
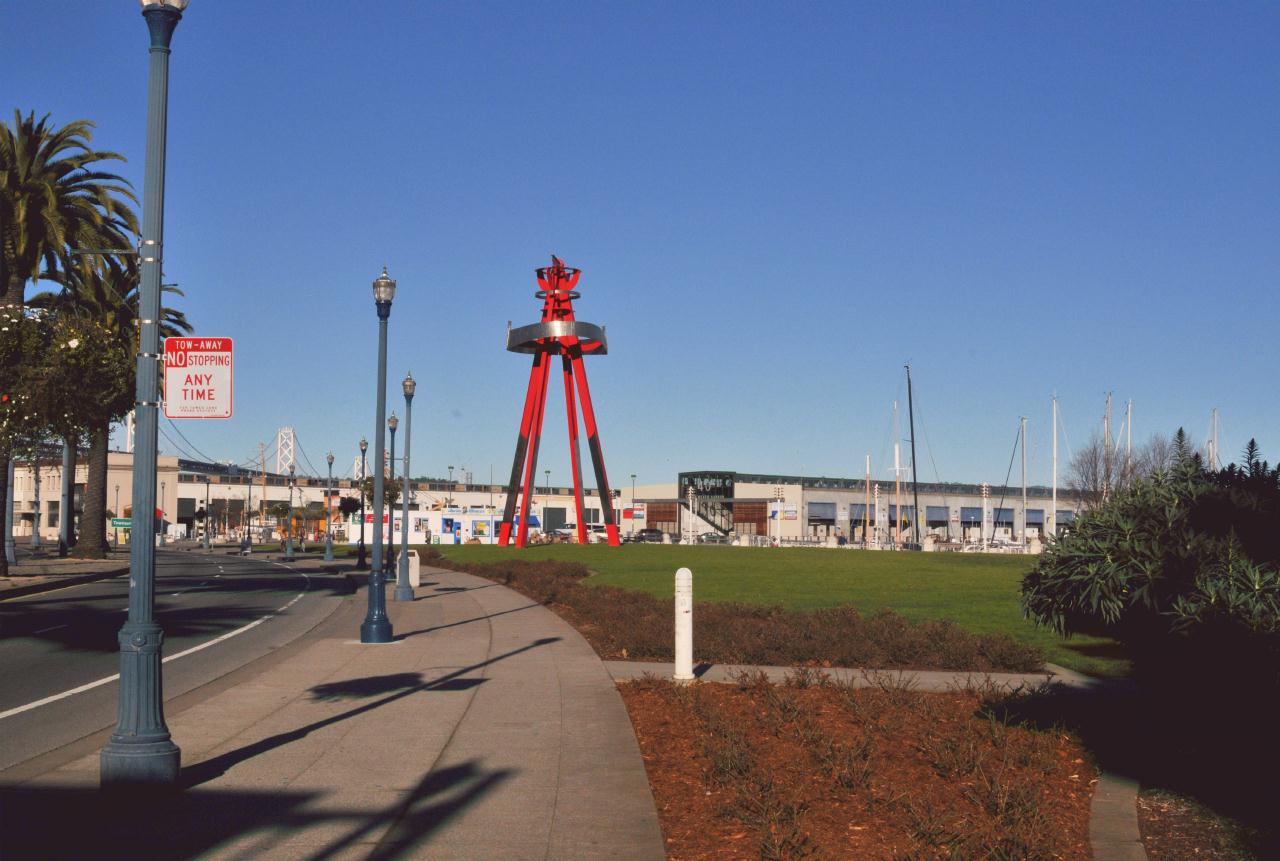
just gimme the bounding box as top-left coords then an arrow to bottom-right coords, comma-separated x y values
393,581 -> 414,602
359,569 -> 393,643
100,739 -> 181,787
323,536 -> 333,562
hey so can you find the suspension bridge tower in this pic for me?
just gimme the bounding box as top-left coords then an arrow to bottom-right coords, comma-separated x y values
498,256 -> 621,547
275,427 -> 296,475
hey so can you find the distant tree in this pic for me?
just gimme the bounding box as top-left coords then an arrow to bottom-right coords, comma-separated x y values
338,496 -> 361,518
1067,430 -> 1182,510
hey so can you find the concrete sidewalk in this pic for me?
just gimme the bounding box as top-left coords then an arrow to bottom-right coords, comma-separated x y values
3,565 -> 665,860
0,549 -> 130,598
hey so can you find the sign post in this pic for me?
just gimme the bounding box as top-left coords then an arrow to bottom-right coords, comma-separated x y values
164,338 -> 234,419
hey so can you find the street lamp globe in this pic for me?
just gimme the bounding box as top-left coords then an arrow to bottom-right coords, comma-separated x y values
372,267 -> 397,306
388,412 -> 399,433
326,452 -> 334,468
360,437 -> 368,455
403,372 -> 416,398
140,0 -> 190,8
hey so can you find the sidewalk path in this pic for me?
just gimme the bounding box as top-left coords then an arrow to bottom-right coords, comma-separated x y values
0,551 -> 129,599
2,565 -> 665,860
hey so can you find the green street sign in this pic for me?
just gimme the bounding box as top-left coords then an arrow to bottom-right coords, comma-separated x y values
111,518 -> 131,529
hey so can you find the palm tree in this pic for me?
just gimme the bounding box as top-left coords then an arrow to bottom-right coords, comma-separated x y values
1,111 -> 137,306
1,111 -> 137,574
28,256 -> 191,558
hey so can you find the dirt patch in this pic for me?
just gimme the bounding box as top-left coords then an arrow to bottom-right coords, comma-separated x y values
620,671 -> 1094,860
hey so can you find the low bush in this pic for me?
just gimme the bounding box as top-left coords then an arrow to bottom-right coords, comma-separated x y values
425,549 -> 1043,672
1022,434 -> 1280,689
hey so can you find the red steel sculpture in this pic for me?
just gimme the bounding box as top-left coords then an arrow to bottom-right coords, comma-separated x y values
498,256 -> 621,547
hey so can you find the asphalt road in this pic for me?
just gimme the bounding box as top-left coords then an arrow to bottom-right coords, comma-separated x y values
0,551 -> 349,773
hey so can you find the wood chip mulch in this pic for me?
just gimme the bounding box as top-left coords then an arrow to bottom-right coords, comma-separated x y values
619,675 -> 1095,860
1138,789 -> 1262,861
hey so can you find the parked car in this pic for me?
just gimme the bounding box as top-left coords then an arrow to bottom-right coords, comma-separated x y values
698,532 -> 730,544
635,528 -> 664,543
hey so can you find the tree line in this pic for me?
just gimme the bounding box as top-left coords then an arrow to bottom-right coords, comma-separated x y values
1,110 -> 190,574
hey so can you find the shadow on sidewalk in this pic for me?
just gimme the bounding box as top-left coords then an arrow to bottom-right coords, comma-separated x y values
986,680 -> 1279,855
180,636 -> 561,788
394,602 -> 540,640
0,757 -> 513,861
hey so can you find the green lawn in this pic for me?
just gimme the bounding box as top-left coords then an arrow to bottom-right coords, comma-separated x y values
427,543 -> 1129,677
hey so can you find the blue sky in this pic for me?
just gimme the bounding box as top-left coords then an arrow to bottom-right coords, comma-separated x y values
7,3 -> 1278,487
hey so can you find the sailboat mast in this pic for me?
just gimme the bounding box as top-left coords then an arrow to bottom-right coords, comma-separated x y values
1103,393 -> 1113,503
905,365 -> 921,549
1021,416 -> 1028,547
893,401 -> 901,550
864,454 -> 870,546
1126,399 -> 1133,480
1208,408 -> 1220,470
1051,396 -> 1058,540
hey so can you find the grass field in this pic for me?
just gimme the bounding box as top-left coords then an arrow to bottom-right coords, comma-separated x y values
427,543 -> 1129,677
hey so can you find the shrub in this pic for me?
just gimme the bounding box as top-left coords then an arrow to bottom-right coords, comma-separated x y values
1021,433 -> 1280,688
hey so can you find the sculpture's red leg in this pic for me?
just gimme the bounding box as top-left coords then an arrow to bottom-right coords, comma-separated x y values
516,349 -> 553,547
570,351 -> 620,546
500,351 -> 547,546
562,353 -> 588,544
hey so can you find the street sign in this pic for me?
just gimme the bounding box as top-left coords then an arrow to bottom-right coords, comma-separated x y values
112,518 -> 131,529
164,337 -> 233,419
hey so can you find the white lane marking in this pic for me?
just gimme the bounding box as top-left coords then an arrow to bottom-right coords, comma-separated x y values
170,592 -> 183,597
33,624 -> 68,635
0,571 -> 311,722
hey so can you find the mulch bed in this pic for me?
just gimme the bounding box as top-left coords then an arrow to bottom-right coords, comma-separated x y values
620,672 -> 1095,860
1138,789 -> 1262,861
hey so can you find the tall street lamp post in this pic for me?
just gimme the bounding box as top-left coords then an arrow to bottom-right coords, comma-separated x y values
101,0 -> 188,786
447,465 -> 453,508
242,466 -> 253,553
386,412 -> 397,576
284,464 -> 296,561
324,452 -> 334,562
159,480 -> 165,545
357,437 -> 368,570
360,268 -> 395,644
30,447 -> 41,550
630,473 -> 636,537
395,373 -> 416,601
114,484 -> 121,547
59,440 -> 74,557
203,475 -> 210,550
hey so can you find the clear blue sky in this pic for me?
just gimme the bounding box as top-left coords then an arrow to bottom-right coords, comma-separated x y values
7,3 -> 1278,487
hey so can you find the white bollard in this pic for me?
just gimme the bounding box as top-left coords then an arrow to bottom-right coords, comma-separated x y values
674,567 -> 694,682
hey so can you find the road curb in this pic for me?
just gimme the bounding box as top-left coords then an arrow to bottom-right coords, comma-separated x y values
0,566 -> 129,601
